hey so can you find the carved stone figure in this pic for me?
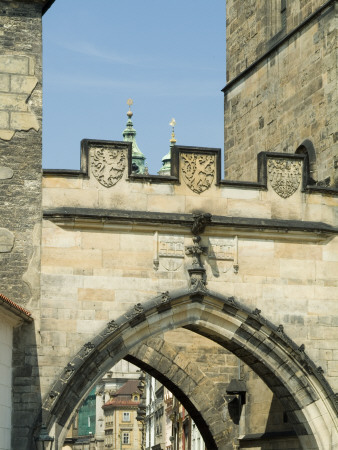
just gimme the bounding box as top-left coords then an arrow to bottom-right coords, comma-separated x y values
181,153 -> 215,193
191,213 -> 212,235
125,303 -> 144,320
91,147 -> 126,187
63,363 -> 75,381
44,391 -> 58,410
83,342 -> 95,356
267,158 -> 302,198
107,320 -> 118,332
186,236 -> 208,288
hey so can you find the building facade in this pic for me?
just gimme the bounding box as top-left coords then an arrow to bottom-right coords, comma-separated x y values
0,294 -> 32,450
102,379 -> 142,449
143,376 -> 206,450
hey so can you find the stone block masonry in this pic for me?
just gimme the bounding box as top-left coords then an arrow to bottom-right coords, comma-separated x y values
224,0 -> 337,186
0,2 -> 44,449
0,0 -> 42,305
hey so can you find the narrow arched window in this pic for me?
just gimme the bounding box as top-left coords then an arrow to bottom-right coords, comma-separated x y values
295,140 -> 317,185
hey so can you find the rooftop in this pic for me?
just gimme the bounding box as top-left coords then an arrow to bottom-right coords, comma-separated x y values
0,293 -> 33,322
103,379 -> 141,409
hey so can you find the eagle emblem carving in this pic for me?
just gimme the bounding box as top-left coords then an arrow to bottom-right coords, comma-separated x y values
267,158 -> 302,198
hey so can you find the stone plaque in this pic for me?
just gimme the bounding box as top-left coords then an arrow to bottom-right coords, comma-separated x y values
91,147 -> 126,187
267,158 -> 302,198
181,153 -> 215,194
158,235 -> 184,271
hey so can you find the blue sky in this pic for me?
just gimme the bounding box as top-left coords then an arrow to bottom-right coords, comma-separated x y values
42,0 -> 226,174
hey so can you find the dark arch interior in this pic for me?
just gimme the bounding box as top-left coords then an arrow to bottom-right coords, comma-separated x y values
125,354 -> 216,449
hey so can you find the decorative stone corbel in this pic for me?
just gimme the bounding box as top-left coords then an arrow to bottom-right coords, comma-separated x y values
185,213 -> 212,290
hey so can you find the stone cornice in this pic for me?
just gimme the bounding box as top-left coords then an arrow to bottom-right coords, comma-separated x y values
43,208 -> 337,242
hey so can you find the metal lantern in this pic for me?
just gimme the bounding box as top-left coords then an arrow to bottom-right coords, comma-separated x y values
35,425 -> 54,450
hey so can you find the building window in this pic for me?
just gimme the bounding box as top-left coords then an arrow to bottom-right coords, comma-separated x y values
123,412 -> 130,422
122,432 -> 130,444
133,395 -> 138,401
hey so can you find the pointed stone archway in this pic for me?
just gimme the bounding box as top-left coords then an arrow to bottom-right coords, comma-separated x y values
39,288 -> 338,450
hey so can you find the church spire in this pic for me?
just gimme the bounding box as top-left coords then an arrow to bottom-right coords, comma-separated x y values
158,118 -> 176,176
123,98 -> 146,174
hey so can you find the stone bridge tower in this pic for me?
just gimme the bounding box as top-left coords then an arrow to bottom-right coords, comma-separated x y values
224,0 -> 337,186
0,1 -> 337,450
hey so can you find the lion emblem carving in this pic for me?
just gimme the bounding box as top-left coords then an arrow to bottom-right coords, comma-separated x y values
91,148 -> 126,187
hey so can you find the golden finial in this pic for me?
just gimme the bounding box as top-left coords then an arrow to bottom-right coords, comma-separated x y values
169,118 -> 176,144
127,98 -> 133,117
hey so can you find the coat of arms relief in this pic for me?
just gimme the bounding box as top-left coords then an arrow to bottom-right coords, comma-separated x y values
208,237 -> 238,274
267,158 -> 302,198
91,147 -> 127,187
153,234 -> 185,271
153,233 -> 239,274
180,153 -> 215,194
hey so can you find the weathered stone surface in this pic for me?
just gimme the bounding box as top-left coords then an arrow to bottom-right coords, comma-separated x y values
0,228 -> 14,252
224,0 -> 337,186
0,166 -> 13,180
1,2 -> 43,449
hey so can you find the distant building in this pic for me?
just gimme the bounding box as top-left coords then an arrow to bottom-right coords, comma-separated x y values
62,361 -> 140,450
144,375 -> 205,450
0,294 -> 32,450
102,379 -> 142,449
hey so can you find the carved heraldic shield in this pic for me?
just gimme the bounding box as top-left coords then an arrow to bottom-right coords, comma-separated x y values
158,235 -> 184,271
181,153 -> 215,194
91,148 -> 126,187
267,158 -> 302,198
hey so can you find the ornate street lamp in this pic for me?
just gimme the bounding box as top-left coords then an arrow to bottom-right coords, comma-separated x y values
35,425 -> 54,450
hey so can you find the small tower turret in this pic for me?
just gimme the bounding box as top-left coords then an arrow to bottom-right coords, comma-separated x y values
158,118 -> 176,176
123,98 -> 146,174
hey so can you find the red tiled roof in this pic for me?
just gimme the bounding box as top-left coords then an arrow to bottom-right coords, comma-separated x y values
103,399 -> 140,408
114,379 -> 140,396
103,379 -> 141,409
0,293 -> 32,321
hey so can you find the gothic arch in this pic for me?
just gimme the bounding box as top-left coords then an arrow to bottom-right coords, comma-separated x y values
40,288 -> 337,450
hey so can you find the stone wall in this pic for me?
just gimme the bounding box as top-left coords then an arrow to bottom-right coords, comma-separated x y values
40,144 -> 337,448
224,0 -> 337,185
0,0 -> 43,306
0,2 -> 45,449
226,0 -> 329,82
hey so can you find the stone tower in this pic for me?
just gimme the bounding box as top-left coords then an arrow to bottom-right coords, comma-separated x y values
224,0 -> 337,186
0,1 -> 54,448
